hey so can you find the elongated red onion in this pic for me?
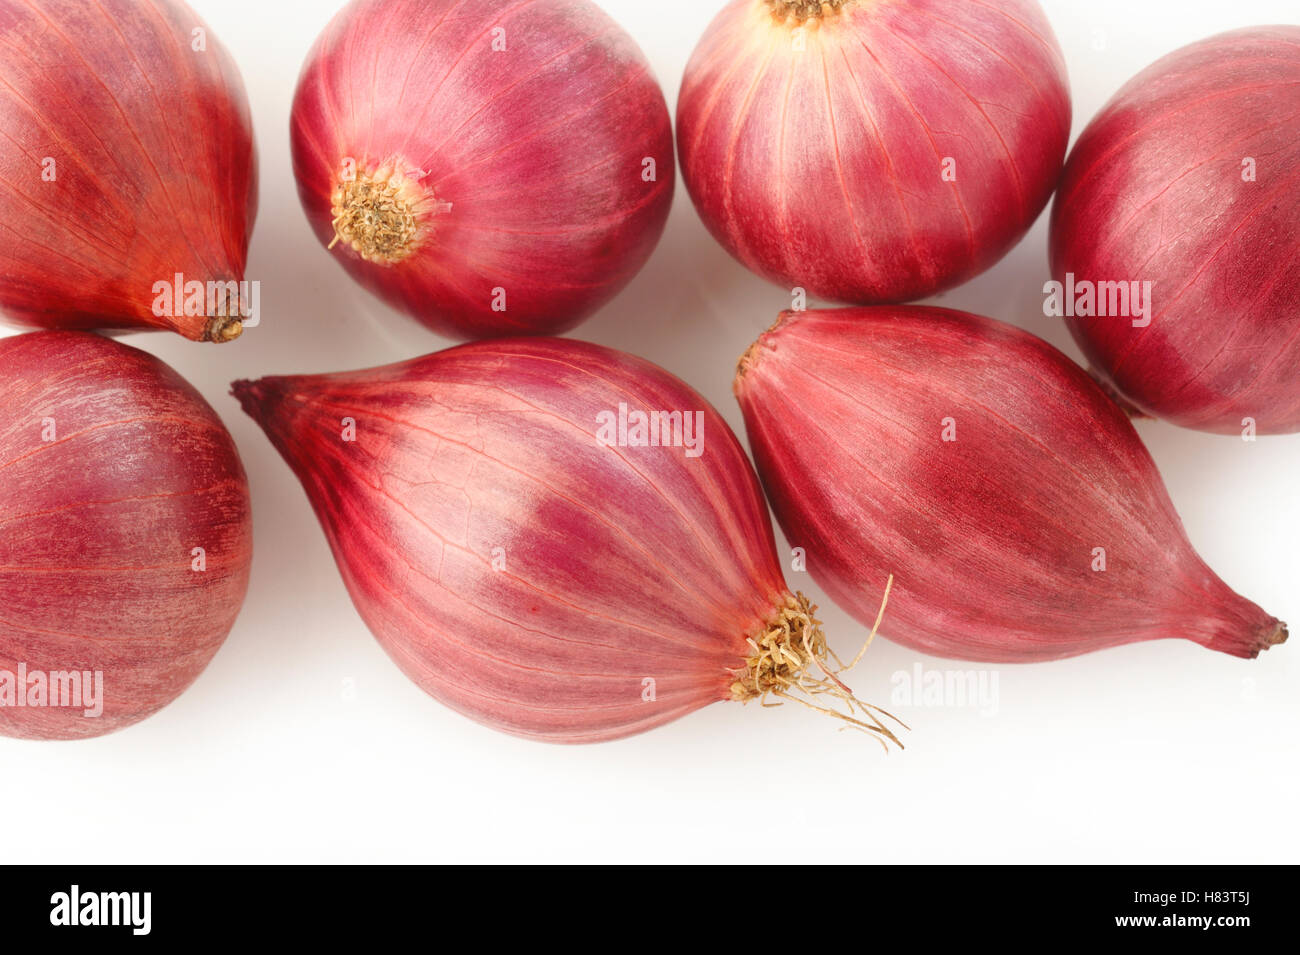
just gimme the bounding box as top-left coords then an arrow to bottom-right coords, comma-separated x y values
0,0 -> 257,342
232,339 -> 893,744
735,306 -> 1287,663
1050,27 -> 1300,434
0,332 -> 252,740
290,0 -> 674,341
677,0 -> 1071,304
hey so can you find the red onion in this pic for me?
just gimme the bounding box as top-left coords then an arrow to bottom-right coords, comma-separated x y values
0,0 -> 258,342
1050,27 -> 1300,434
232,339 -> 895,744
677,0 -> 1071,304
0,332 -> 252,740
735,306 -> 1287,663
290,0 -> 674,341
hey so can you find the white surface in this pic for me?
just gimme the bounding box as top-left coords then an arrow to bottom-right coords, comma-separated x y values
3,0 -> 1297,864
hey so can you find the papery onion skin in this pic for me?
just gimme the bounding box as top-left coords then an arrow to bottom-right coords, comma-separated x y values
290,0 -> 674,341
0,0 -> 257,342
0,332 -> 252,740
233,339 -> 811,743
1050,27 -> 1300,434
677,0 -> 1070,305
735,306 -> 1287,663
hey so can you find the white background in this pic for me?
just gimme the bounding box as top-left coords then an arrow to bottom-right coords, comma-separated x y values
3,0 -> 1297,863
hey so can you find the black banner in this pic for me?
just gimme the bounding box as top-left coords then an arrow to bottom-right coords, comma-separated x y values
1,866 -> 1278,943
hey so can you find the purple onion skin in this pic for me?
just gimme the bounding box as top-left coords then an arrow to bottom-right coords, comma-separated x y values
736,306 -> 1286,663
0,332 -> 252,740
677,0 -> 1071,304
291,0 -> 675,340
0,0 -> 257,342
1051,27 -> 1300,434
232,338 -> 807,743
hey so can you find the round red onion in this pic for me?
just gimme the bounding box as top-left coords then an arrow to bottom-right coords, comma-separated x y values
677,0 -> 1071,304
1050,27 -> 1300,434
735,306 -> 1287,663
0,0 -> 258,342
232,339 -> 894,744
0,332 -> 252,740
290,0 -> 674,341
